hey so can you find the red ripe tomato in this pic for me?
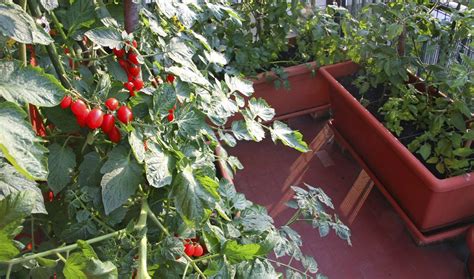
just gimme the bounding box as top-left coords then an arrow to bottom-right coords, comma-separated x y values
132,40 -> 138,48
166,74 -> 175,84
184,244 -> 195,257
86,108 -> 104,129
132,79 -> 144,91
124,81 -> 134,92
105,98 -> 119,111
118,59 -> 129,70
60,96 -> 72,109
193,244 -> 204,257
108,126 -> 122,143
113,48 -> 125,58
48,191 -> 54,202
76,108 -> 90,127
101,114 -> 115,133
128,65 -> 140,77
117,106 -> 133,124
128,52 -> 139,65
167,112 -> 174,122
25,242 -> 33,251
71,100 -> 88,116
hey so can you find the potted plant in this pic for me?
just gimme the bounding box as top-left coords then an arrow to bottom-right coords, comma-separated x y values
320,1 -> 473,236
206,2 -> 352,120
0,1 -> 350,277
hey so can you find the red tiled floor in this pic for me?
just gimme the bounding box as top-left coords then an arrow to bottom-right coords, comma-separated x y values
229,115 -> 468,279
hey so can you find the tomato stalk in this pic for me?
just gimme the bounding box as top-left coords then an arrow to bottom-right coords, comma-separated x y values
49,11 -> 78,59
19,0 -> 28,66
136,198 -> 151,279
145,204 -> 207,278
1,229 -> 125,267
258,256 -> 309,277
27,0 -> 73,89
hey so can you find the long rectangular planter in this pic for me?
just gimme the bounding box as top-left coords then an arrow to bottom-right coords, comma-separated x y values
251,62 -> 330,120
319,61 -> 474,233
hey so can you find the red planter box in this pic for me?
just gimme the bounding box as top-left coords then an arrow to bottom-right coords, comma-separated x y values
252,62 -> 330,120
320,61 -> 474,233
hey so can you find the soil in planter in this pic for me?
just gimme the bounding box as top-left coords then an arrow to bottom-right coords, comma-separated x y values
336,73 -> 447,179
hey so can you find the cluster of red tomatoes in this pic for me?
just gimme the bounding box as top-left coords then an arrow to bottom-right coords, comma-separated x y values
183,238 -> 206,258
44,190 -> 61,203
59,96 -> 132,143
113,40 -> 143,97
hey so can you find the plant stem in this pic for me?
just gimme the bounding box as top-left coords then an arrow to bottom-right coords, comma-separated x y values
27,0 -> 73,89
50,11 -> 77,58
182,262 -> 190,279
1,229 -> 125,266
136,198 -> 151,279
30,217 -> 35,253
6,264 -> 12,279
71,191 -> 115,233
19,0 -> 27,66
146,206 -> 207,278
192,254 -> 219,263
70,53 -> 113,62
258,256 -> 308,278
285,209 -> 301,226
55,252 -> 67,263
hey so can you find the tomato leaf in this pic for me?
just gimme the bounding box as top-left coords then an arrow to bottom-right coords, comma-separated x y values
237,258 -> 278,278
85,27 -> 122,49
270,121 -> 309,152
85,258 -> 118,279
0,61 -> 66,107
0,161 -> 46,214
0,102 -> 48,181
144,141 -> 173,188
223,240 -> 266,264
100,145 -> 143,215
47,143 -> 76,194
63,253 -> 88,279
78,152 -> 104,188
170,166 -> 218,227
0,3 -> 53,44
0,230 -> 19,261
225,74 -> 254,97
0,191 -> 35,231
40,0 -> 58,11
247,98 -> 275,122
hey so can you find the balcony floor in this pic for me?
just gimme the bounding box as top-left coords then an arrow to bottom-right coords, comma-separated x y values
230,115 -> 468,279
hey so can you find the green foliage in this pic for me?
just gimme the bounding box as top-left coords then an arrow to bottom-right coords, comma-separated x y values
0,3 -> 53,45
100,145 -> 143,215
344,1 -> 473,177
0,1 -> 351,278
47,143 -> 76,194
0,102 -> 48,181
0,61 -> 65,107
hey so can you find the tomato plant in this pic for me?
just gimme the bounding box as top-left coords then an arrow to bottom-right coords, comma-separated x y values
0,1 -> 350,278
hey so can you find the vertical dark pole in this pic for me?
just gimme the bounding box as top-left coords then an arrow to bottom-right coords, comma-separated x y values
124,0 -> 139,33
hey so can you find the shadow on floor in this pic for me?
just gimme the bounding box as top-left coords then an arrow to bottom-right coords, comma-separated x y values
229,115 -> 468,279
